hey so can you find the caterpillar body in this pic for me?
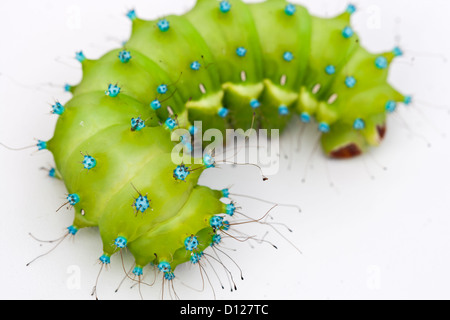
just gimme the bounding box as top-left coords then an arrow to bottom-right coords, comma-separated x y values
23,0 -> 411,298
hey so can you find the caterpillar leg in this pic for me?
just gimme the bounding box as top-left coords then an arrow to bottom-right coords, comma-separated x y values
321,114 -> 387,159
321,122 -> 367,159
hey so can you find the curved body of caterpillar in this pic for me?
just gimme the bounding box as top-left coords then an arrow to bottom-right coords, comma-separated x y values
41,0 -> 408,290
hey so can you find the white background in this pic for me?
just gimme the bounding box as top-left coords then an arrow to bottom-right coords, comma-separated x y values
0,0 -> 449,300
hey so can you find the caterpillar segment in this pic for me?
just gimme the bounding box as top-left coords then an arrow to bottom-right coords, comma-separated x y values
128,187 -> 227,277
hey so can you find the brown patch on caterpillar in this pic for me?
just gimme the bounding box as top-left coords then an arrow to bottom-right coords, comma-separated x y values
377,124 -> 387,140
330,143 -> 362,159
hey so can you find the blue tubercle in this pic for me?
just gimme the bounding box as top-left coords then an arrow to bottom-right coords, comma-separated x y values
278,105 -> 290,116
189,125 -> 198,135
67,225 -> 78,236
106,84 -> 121,97
82,155 -> 97,170
157,19 -> 170,32
250,99 -> 261,109
210,216 -> 224,229
37,140 -> 47,151
345,76 -> 357,88
67,193 -> 80,206
283,51 -> 294,62
318,122 -> 330,133
157,84 -> 168,95
190,252 -> 203,264
164,118 -> 178,130
52,102 -> 65,115
173,165 -> 190,181
203,153 -> 215,168
211,234 -> 222,246
114,236 -> 128,249
75,51 -> 86,63
133,266 -> 143,277
180,134 -> 193,153
222,220 -> 230,231
404,95 -> 413,105
64,84 -> 72,92
347,4 -> 357,14
325,65 -> 336,75
222,189 -> 230,198
226,203 -> 236,216
375,56 -> 388,69
219,1 -> 231,13
118,50 -> 132,63
353,118 -> 365,130
158,262 -> 171,273
99,254 -> 111,265
164,272 -> 175,281
300,112 -> 311,123
285,4 -> 296,16
126,9 -> 137,21
150,99 -> 162,110
184,236 -> 199,251
393,46 -> 403,57
190,61 -> 201,71
385,100 -> 397,113
236,47 -> 247,57
48,168 -> 56,178
342,26 -> 354,38
218,107 -> 229,118
134,194 -> 150,213
131,117 -> 145,131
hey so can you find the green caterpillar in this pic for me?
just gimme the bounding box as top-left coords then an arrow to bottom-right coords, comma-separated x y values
30,0 -> 409,297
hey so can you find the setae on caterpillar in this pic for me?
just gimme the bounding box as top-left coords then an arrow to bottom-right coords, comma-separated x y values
4,0 -> 447,300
